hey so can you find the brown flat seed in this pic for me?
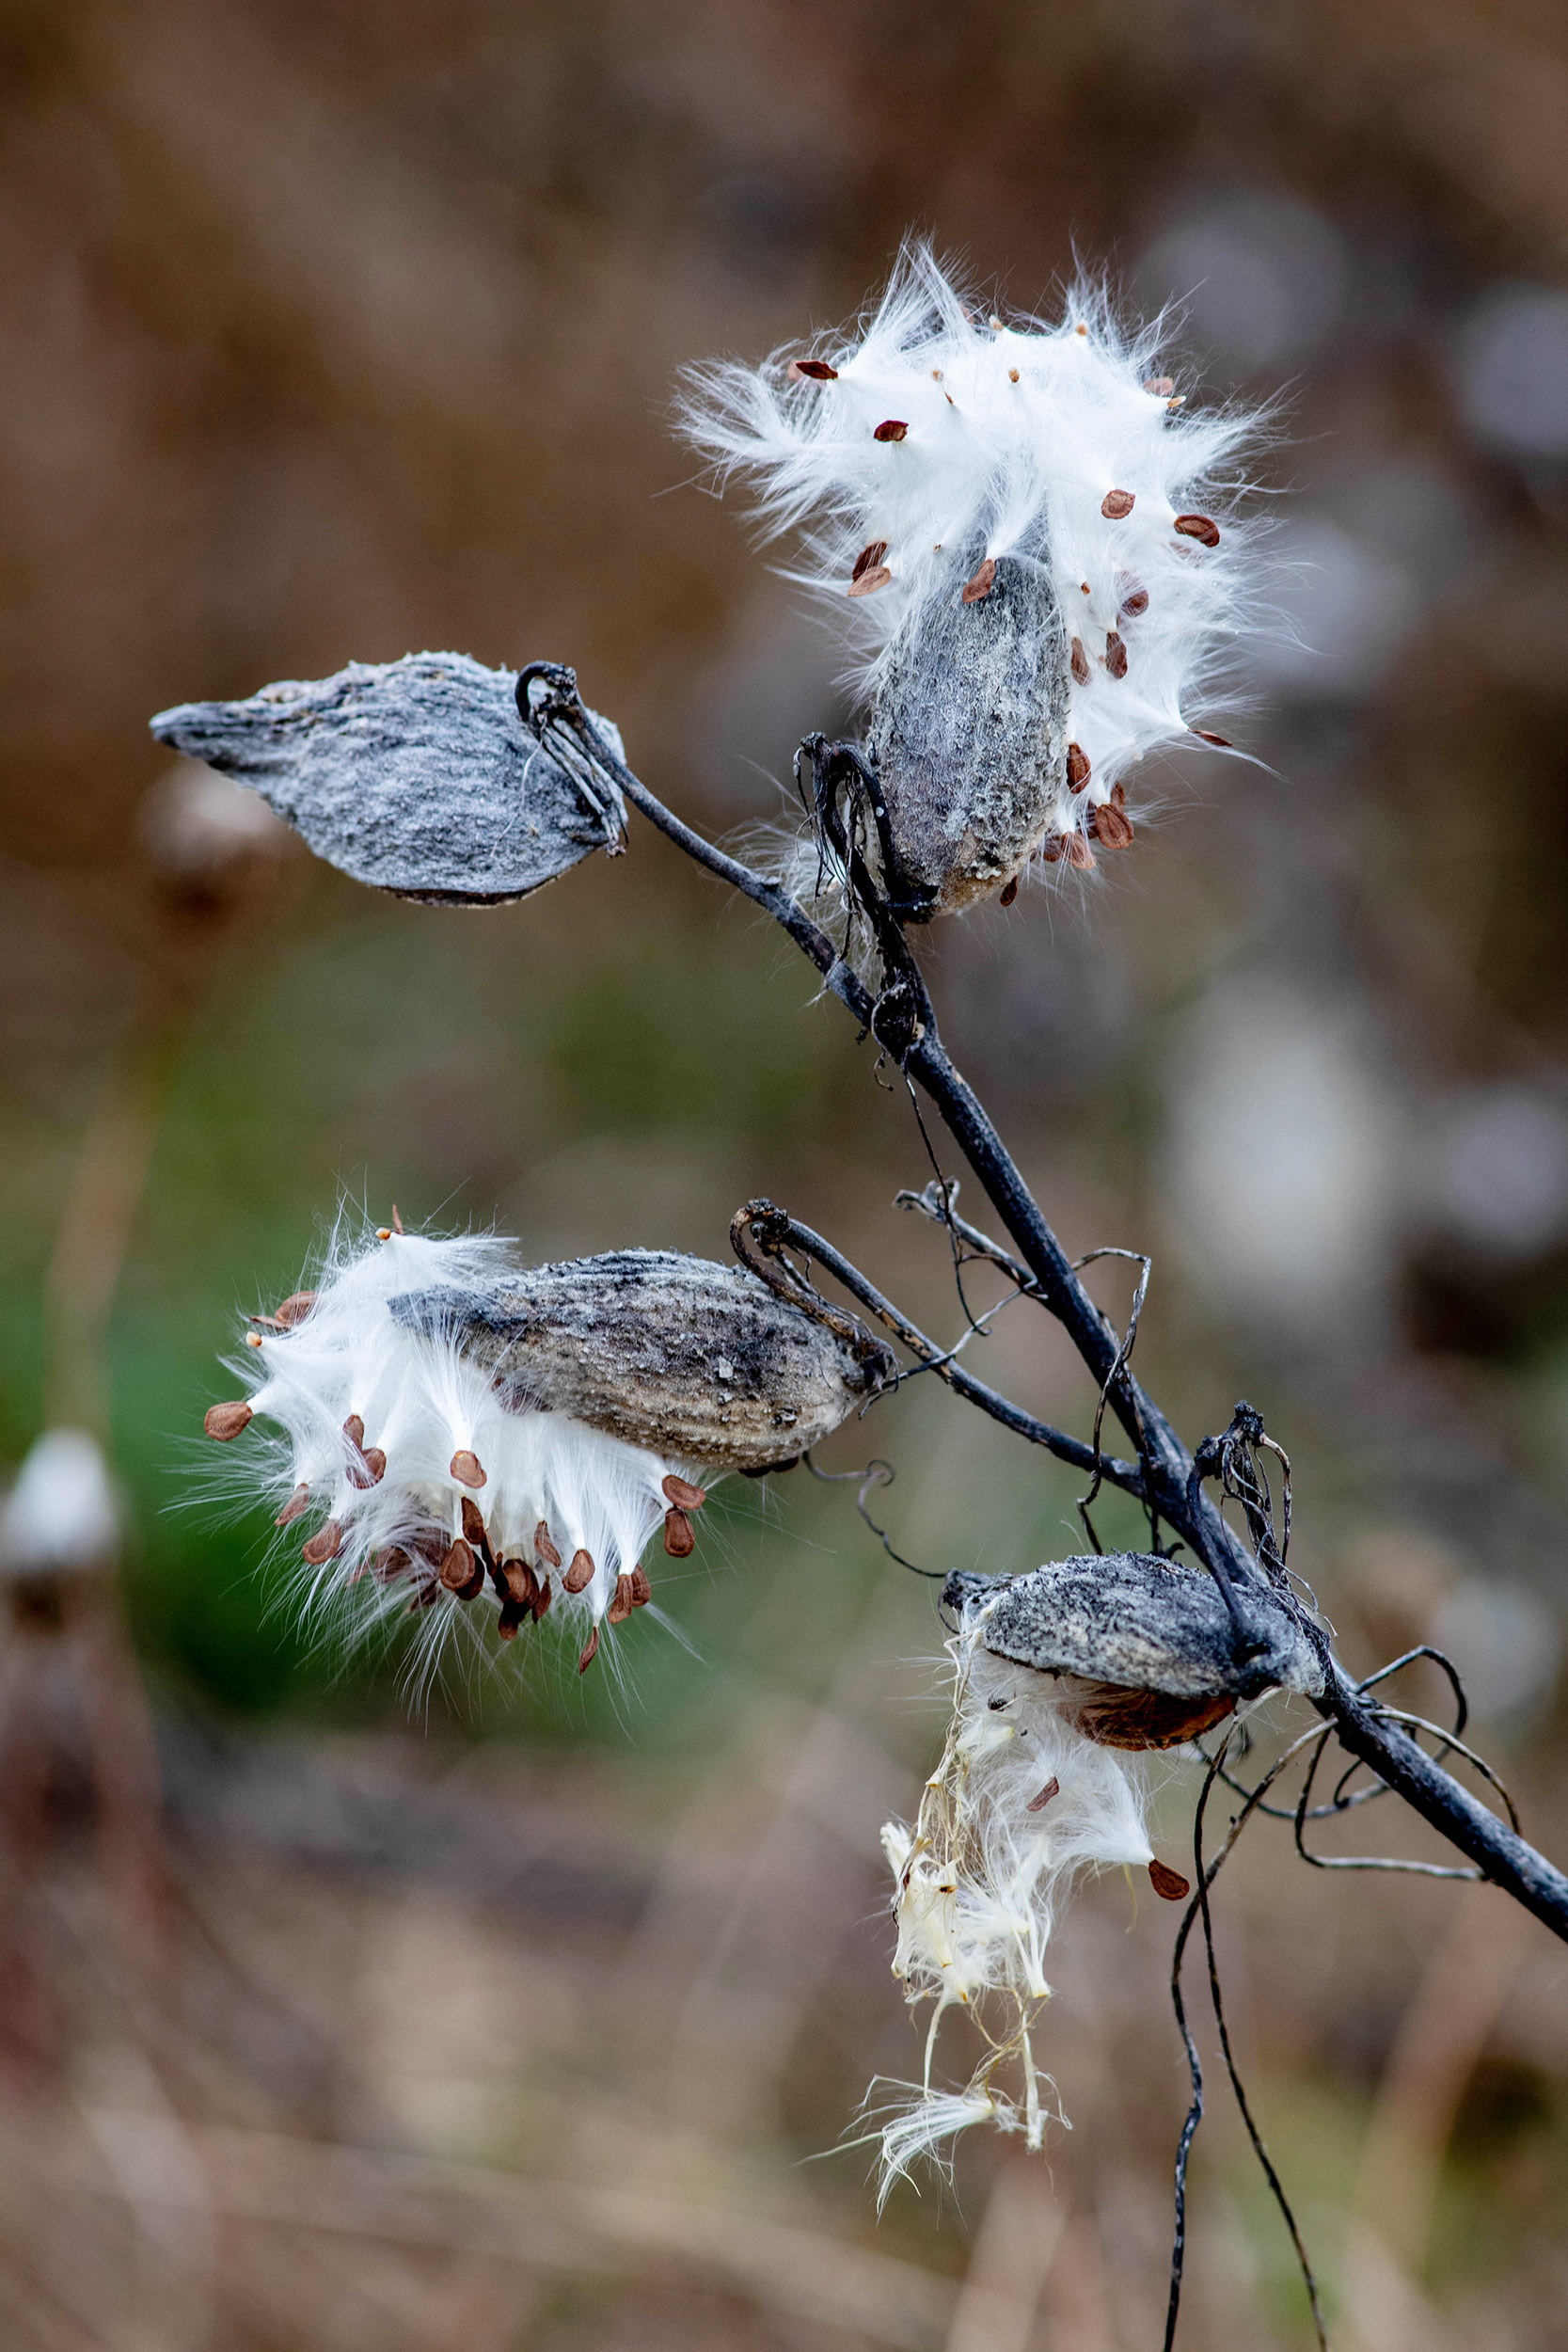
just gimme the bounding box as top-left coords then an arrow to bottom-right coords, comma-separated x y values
274,1291 -> 316,1327
1026,1775 -> 1061,1814
1174,513 -> 1220,548
1007,366 -> 1020,383
531,1575 -> 552,1621
847,564 -> 892,598
961,557 -> 996,604
438,1537 -> 476,1592
851,539 -> 889,582
204,1401 -> 253,1441
456,1563 -> 486,1601
1118,580 -> 1148,617
1103,629 -> 1128,679
1065,834 -> 1096,870
563,1549 -> 594,1595
1066,742 -> 1091,790
578,1626 -> 600,1673
661,1474 -> 707,1511
360,1447 -> 387,1485
461,1496 -> 488,1549
1193,727 -> 1231,747
1149,1858 -> 1191,1902
342,1414 -> 365,1450
664,1508 -> 695,1558
608,1573 -> 635,1626
629,1565 -> 652,1608
503,1557 -> 537,1607
872,419 -> 908,442
1091,797 -> 1134,850
1144,375 -> 1176,397
276,1484 -> 310,1527
301,1519 -> 343,1566
1070,637 -> 1091,686
1101,487 -> 1135,519
497,1597 -> 529,1639
788,358 -> 837,381
535,1521 -> 562,1570
999,877 -> 1019,907
450,1449 -> 486,1489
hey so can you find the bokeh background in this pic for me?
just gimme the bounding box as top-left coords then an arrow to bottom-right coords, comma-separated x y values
4,1 -> 1568,2344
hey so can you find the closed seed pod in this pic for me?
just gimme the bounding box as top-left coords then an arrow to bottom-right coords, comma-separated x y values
390,1248 -> 893,1474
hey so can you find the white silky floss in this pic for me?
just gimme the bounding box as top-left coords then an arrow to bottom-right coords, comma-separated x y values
873,1612 -> 1153,2200
681,246 -> 1264,887
213,1228 -> 682,1677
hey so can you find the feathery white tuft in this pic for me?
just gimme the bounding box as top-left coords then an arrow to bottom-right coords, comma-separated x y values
0,1428 -> 121,1575
205,1222 -> 693,1684
874,1601 -> 1153,2197
681,243 -> 1266,875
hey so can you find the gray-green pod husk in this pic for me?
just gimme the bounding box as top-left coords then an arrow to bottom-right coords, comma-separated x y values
944,1553 -> 1323,1703
390,1248 -> 892,1473
867,544 -> 1069,914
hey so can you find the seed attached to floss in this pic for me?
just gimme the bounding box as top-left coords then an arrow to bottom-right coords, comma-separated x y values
1026,1775 -> 1061,1814
563,1549 -> 594,1596
629,1565 -> 652,1608
503,1556 -> 538,1608
1174,513 -> 1221,548
1043,833 -> 1096,870
301,1518 -> 343,1566
204,1401 -> 253,1441
1103,629 -> 1128,679
960,556 -> 996,604
449,1449 -> 486,1489
608,1573 -> 636,1626
343,1414 -> 365,1450
578,1627 -> 600,1674
847,564 -> 892,599
497,1597 -> 530,1641
359,1447 -> 387,1485
276,1483 -> 310,1527
531,1575 -> 552,1621
851,540 -> 889,582
999,877 -> 1019,907
787,357 -> 837,381
1007,366 -> 1020,383
1192,727 -> 1231,747
1070,638 -> 1091,686
534,1520 -> 562,1570
1144,374 -> 1176,396
1118,579 -> 1148,617
664,1508 -> 695,1558
873,419 -> 909,442
1148,1858 -> 1191,1902
1091,784 -> 1134,850
273,1291 -> 316,1327
438,1536 -> 476,1593
1101,487 -> 1135,519
1066,742 -> 1091,791
661,1474 -> 706,1512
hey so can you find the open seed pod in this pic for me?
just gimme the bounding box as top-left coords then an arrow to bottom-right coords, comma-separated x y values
943,1552 -> 1323,1749
150,653 -> 626,905
867,542 -> 1069,914
389,1248 -> 894,1473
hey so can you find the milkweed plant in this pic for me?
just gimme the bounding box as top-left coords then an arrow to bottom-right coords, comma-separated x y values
150,246 -> 1568,2348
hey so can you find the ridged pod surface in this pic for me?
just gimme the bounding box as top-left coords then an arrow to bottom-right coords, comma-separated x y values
868,544 -> 1069,910
390,1248 -> 891,1472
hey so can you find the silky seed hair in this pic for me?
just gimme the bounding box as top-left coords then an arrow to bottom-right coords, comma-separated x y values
680,241 -> 1267,882
872,1604 -> 1158,2199
200,1218 -> 695,1694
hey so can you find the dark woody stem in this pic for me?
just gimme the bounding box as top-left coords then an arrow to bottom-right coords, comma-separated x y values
516,663 -> 1568,1944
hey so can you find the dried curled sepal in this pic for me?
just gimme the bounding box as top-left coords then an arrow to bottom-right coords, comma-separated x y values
204,1401 -> 253,1441
150,654 -> 627,907
1148,1858 -> 1192,1901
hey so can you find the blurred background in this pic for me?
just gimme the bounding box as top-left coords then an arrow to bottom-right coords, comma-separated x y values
3,0 -> 1568,2344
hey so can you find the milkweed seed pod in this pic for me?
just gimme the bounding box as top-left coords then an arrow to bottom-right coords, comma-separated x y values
944,1549 -> 1323,1746
201,1225 -> 889,1681
680,245 -> 1264,906
150,654 -> 626,905
871,1558 -> 1318,2196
